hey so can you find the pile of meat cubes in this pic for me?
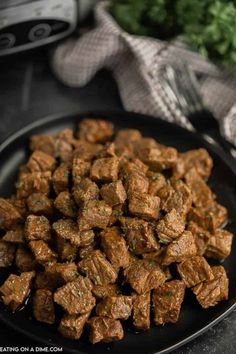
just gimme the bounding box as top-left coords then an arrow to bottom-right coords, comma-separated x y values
0,118 -> 233,344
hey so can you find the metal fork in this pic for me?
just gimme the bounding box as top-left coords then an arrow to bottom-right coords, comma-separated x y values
161,64 -> 236,158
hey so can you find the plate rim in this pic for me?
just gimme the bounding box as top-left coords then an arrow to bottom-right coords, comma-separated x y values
0,110 -> 236,354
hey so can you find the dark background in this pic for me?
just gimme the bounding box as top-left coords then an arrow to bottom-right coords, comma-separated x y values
0,49 -> 236,354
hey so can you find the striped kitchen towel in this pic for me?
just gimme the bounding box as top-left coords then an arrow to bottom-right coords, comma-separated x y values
51,1 -> 236,146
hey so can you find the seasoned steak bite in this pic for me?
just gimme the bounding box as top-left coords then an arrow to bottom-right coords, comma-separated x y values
205,229 -> 233,260
124,219 -> 159,255
0,271 -> 35,311
90,157 -> 119,183
152,280 -> 185,325
132,292 -> 150,330
129,193 -> 160,221
185,168 -> 213,208
156,209 -> 185,244
78,200 -> 112,231
115,129 -> 142,144
8,196 -> 27,218
162,231 -> 197,266
30,134 -> 56,156
119,158 -> 148,179
25,215 -> 51,242
2,226 -> 25,244
54,191 -> 77,218
0,198 -> 22,230
59,312 -> 90,340
53,219 -> 81,246
136,146 -> 178,171
173,148 -> 213,179
124,259 -> 166,294
72,157 -> 91,185
73,178 -> 99,206
78,119 -> 113,143
187,221 -> 210,255
92,284 -> 120,299
45,262 -> 78,284
164,180 -> 192,216
27,151 -> 56,173
177,256 -> 214,288
96,296 -> 132,320
124,172 -> 149,197
52,163 -> 70,195
15,245 -> 36,272
56,236 -> 78,262
54,128 -> 75,162
100,180 -> 127,207
79,243 -> 96,259
54,277 -> 95,315
148,172 -> 166,196
33,289 -> 55,324
78,250 -> 117,285
100,227 -> 130,269
27,193 -> 53,216
0,241 -> 16,267
29,240 -> 57,265
16,171 -> 51,198
88,316 -> 124,344
193,266 -> 228,308
73,141 -> 103,161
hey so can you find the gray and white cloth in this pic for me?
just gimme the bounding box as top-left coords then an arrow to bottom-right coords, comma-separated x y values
52,1 -> 236,146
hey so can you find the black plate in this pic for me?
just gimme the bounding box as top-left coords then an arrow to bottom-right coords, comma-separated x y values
0,111 -> 236,354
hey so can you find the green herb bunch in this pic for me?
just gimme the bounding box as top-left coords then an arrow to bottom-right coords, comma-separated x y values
110,0 -> 236,70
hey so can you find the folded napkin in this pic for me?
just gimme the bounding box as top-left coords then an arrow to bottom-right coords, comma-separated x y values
52,1 -> 236,146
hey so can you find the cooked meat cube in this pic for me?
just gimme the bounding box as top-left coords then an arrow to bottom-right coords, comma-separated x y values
73,178 -> 99,206
188,202 -> 228,232
162,231 -> 197,266
78,119 -> 113,143
124,219 -> 159,255
54,277 -> 95,315
45,262 -> 78,284
56,236 -> 78,262
92,284 -> 120,299
27,151 -> 56,173
25,215 -> 51,242
33,289 -> 55,324
205,229 -> 233,260
185,168 -> 213,208
115,129 -> 142,144
72,157 -> 91,185
30,134 -> 56,156
193,266 -> 228,309
108,204 -> 125,226
27,193 -> 53,216
97,142 -> 116,159
88,316 -> 124,344
73,141 -> 103,161
0,271 -> 35,311
54,191 -> 77,218
8,196 -> 27,218
129,193 -> 160,221
96,296 -> 132,320
52,163 -> 70,195
54,128 -> 75,162
79,243 -> 96,259
100,227 -> 130,269
100,180 -> 127,207
16,171 -> 51,198
78,200 -> 112,231
35,272 -> 60,291
163,180 -> 193,216
78,250 -> 117,285
173,148 -> 213,179
15,245 -> 36,272
90,157 -> 119,183
156,209 -> 185,244
177,256 -> 214,288
148,172 -> 166,196
124,172 -> 149,197
0,241 -> 16,267
53,219 -> 81,246
157,184 -> 175,210
137,146 -> 178,171
0,198 -> 22,230
124,259 -> 166,294
141,248 -> 166,264
59,312 -> 90,340
187,221 -> 210,255
2,226 -> 25,244
152,280 -> 185,325
132,292 -> 150,330
29,240 -> 57,265
80,230 -> 95,247
119,158 -> 148,179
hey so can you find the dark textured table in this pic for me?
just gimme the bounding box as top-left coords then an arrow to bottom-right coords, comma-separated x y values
0,49 -> 235,354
